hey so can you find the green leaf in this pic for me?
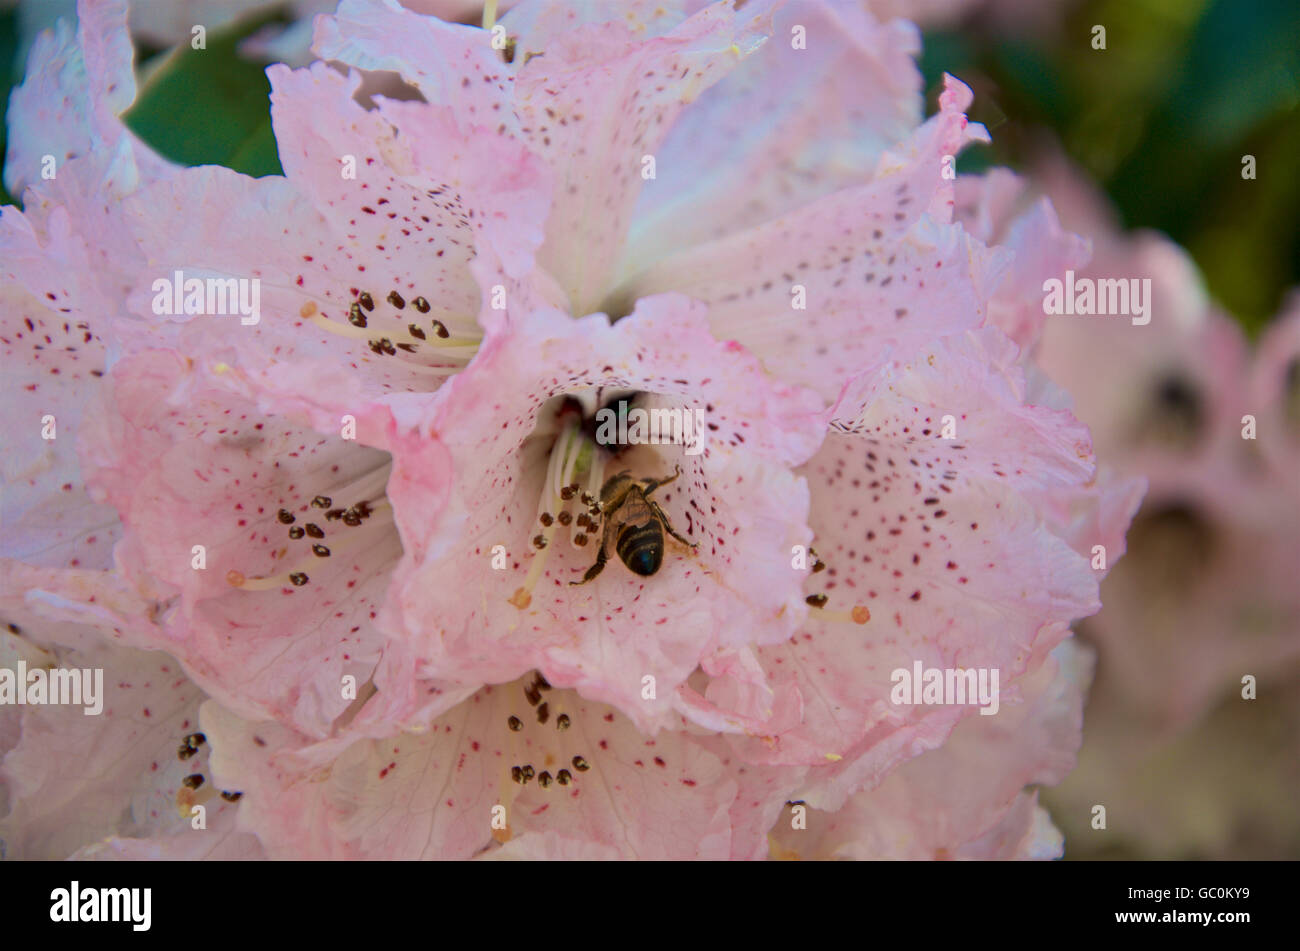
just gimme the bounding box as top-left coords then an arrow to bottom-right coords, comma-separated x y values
0,4 -> 20,207
122,7 -> 291,178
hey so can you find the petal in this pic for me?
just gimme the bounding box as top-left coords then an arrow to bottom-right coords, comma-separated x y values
505,0 -> 782,312
0,641 -> 243,859
625,0 -> 923,271
5,0 -> 170,214
203,679 -> 745,859
768,642 -> 1088,859
0,279 -> 120,572
118,60 -> 550,428
698,329 -> 1102,808
313,0 -> 514,122
78,349 -> 403,736
620,75 -> 1001,402
954,169 -> 1091,352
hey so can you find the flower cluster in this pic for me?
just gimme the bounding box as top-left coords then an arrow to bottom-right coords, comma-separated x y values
0,0 -> 1134,859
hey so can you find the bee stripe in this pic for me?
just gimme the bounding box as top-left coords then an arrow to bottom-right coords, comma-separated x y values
616,522 -> 662,561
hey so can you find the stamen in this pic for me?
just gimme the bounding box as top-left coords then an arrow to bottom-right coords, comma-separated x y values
513,420 -> 584,609
228,465 -> 394,592
806,599 -> 871,625
302,298 -> 480,368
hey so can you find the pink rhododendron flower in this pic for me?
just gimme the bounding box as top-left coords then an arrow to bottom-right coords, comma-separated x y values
0,0 -> 1137,860
990,157 -> 1300,858
1017,156 -> 1300,726
380,296 -> 826,731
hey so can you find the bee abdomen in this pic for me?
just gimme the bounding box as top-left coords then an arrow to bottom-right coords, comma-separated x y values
616,521 -> 664,576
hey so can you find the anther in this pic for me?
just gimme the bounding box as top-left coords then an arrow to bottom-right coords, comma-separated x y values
413,297 -> 431,314
277,509 -> 295,524
288,526 -> 305,539
312,496 -> 332,508
521,765 -> 535,780
556,713 -> 571,731
185,732 -> 206,749
312,544 -> 330,557
557,769 -> 571,785
348,303 -> 367,328
431,320 -> 449,339
182,774 -> 205,790
557,511 -> 572,526
574,533 -> 588,546
508,715 -> 522,731
524,683 -> 541,706
177,744 -> 196,761
572,755 -> 589,772
408,324 -> 426,340
220,791 -> 243,802
359,291 -> 375,311
387,291 -> 406,309
289,572 -> 310,586
536,702 -> 549,724
511,766 -> 524,784
532,534 -> 547,550
560,486 -> 576,501
539,513 -> 554,527
538,771 -> 552,788
806,594 -> 828,608
305,524 -> 324,539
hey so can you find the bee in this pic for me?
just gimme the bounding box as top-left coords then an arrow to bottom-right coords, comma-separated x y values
571,467 -> 696,584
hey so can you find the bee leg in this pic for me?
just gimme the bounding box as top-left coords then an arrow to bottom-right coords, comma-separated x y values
648,500 -> 698,549
641,465 -> 683,498
571,544 -> 609,585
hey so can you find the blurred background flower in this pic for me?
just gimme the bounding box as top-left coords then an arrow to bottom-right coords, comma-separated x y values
904,0 -> 1300,859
